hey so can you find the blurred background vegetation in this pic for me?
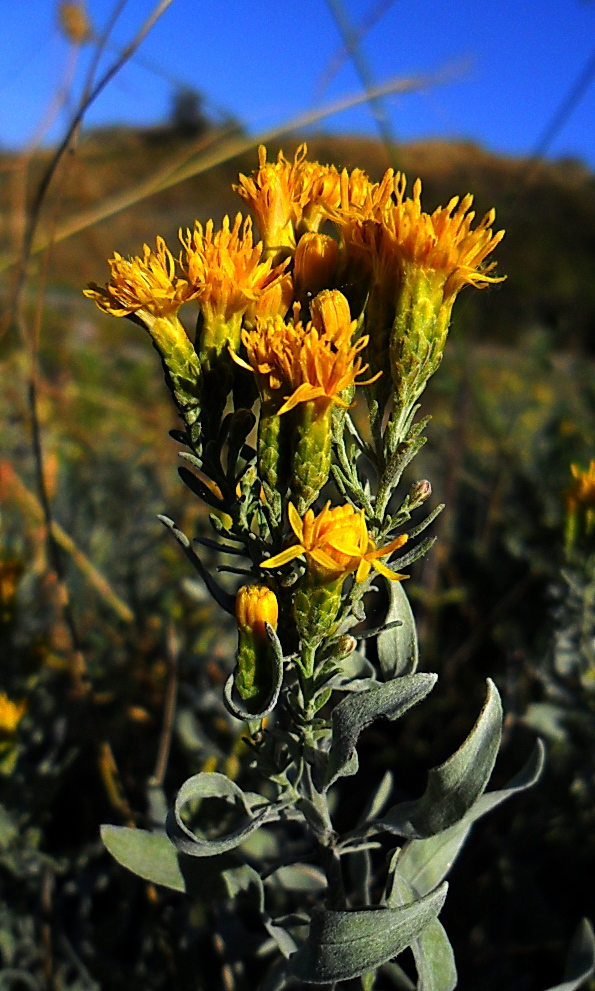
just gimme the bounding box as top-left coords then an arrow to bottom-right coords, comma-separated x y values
2,1 -> 595,988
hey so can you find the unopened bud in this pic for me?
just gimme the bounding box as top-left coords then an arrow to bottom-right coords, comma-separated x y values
235,584 -> 279,703
294,234 -> 339,300
236,584 -> 278,641
409,479 -> 432,508
244,272 -> 293,327
310,288 -> 351,342
335,635 -> 357,660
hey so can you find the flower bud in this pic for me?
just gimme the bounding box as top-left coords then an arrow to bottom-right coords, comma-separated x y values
235,585 -> 279,703
408,479 -> 432,509
310,288 -> 352,343
294,234 -> 338,301
236,584 -> 279,639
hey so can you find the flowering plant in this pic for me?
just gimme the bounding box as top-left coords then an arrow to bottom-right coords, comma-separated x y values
87,145 -> 561,989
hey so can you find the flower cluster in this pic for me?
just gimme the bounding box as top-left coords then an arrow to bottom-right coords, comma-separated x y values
86,144 -> 503,701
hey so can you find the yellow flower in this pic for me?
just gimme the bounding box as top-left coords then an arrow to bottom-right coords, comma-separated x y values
236,584 -> 279,639
262,502 -> 408,583
84,237 -> 191,322
338,165 -> 395,216
234,145 -> 340,256
0,692 -> 26,737
341,172 -> 504,301
381,175 -> 505,299
180,214 -> 288,329
567,462 -> 595,510
234,292 -> 376,414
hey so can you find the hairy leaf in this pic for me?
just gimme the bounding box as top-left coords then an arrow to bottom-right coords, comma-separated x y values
166,771 -> 302,857
101,826 -> 185,891
391,741 -> 545,896
289,883 -> 448,983
322,674 -> 437,790
386,875 -> 456,991
413,918 -> 457,991
223,623 -> 285,720
377,581 -> 419,680
380,679 -> 503,838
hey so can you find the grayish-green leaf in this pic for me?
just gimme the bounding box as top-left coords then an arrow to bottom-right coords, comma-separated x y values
543,919 -> 595,991
392,741 -> 545,896
380,679 -> 503,838
101,826 -> 186,891
289,882 -> 448,983
386,865 -> 456,990
377,580 -> 419,679
266,864 -> 327,893
524,702 -> 568,743
167,771 -> 302,857
412,919 -> 457,991
360,771 -> 394,823
322,674 -> 437,790
224,623 -> 285,721
380,961 -> 417,990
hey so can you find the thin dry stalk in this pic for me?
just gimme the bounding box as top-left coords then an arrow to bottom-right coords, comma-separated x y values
0,63 -> 461,273
149,622 -> 180,789
0,461 -> 134,624
6,0 -> 174,681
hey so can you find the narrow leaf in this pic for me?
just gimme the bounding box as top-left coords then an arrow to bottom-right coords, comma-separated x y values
158,515 -> 235,614
393,741 -> 545,896
377,581 -> 418,679
322,674 -> 437,790
381,679 -> 503,838
413,918 -> 457,991
543,919 -> 595,991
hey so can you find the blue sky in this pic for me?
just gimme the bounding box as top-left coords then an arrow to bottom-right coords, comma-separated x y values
2,0 -> 595,167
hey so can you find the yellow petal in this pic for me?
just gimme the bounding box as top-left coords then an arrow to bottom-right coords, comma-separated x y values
277,383 -> 326,415
373,560 -> 408,581
261,545 -> 305,569
367,533 -> 408,560
288,502 -> 304,542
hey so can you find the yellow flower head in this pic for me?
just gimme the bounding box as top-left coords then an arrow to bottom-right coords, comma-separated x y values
234,144 -> 340,254
338,165 -> 395,216
262,502 -> 408,584
234,293 -> 375,413
0,692 -> 26,737
386,175 -> 504,298
180,213 -> 288,329
84,237 -> 191,321
567,461 -> 595,510
236,584 -> 279,640
347,173 -> 505,300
